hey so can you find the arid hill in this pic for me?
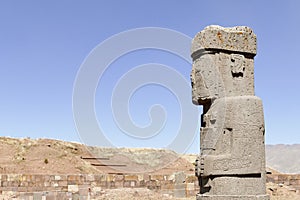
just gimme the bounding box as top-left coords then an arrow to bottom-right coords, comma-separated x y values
0,137 -> 193,175
266,144 -> 300,174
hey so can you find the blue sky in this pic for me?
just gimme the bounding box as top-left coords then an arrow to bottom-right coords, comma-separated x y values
0,1 -> 300,153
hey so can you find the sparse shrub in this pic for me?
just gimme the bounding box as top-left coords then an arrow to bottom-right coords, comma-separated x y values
44,158 -> 49,164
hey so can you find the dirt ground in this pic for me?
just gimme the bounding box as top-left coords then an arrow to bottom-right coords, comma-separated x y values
95,184 -> 300,200
91,188 -> 194,200
0,185 -> 297,200
88,185 -> 300,200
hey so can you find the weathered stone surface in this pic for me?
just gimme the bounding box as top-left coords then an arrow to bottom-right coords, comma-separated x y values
68,184 -> 79,193
191,25 -> 257,57
191,25 -> 268,200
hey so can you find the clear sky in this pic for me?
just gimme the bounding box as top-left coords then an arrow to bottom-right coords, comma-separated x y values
1,1 -> 300,153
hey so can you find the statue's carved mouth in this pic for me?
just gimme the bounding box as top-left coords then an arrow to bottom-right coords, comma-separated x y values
231,71 -> 244,78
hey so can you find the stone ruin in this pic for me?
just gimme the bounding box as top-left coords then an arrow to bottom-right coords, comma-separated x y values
190,25 -> 269,199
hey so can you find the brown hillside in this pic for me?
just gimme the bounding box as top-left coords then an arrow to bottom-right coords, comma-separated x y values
0,137 -> 193,175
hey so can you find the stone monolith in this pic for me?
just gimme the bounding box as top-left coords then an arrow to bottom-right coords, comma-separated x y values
191,25 -> 269,200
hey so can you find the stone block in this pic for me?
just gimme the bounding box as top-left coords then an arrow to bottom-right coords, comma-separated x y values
44,181 -> 51,187
123,181 -> 131,187
135,180 -> 141,187
99,175 -> 106,182
168,174 -> 175,181
67,175 -> 76,181
11,181 -> 20,187
174,172 -> 185,184
49,175 -> 55,181
124,175 -> 138,181
44,175 -> 51,182
62,186 -> 68,192
50,182 -> 59,187
191,25 -> 257,56
72,193 -> 80,200
54,175 -> 61,181
57,192 -> 68,199
45,193 -> 56,200
78,184 -> 89,196
92,175 -> 100,181
1,175 -> 7,181
146,180 -> 159,190
68,185 -> 79,193
19,193 -> 34,200
33,192 -> 43,200
58,180 -> 68,187
143,174 -> 150,181
35,175 -> 44,182
18,186 -> 27,192
130,181 -> 135,187
161,180 -> 174,190
99,181 -> 107,187
138,174 -> 144,181
174,183 -> 186,198
85,174 -> 95,182
1,181 -> 8,187
115,180 -> 124,188
7,174 -> 21,181
77,175 -> 85,184
108,181 -> 115,188
106,174 -> 115,182
115,175 -> 124,181
150,175 -> 164,181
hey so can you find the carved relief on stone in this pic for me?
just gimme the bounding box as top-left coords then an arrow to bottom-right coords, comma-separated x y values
230,54 -> 245,78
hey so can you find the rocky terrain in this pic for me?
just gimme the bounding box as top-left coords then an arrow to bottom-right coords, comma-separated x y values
0,137 -> 300,199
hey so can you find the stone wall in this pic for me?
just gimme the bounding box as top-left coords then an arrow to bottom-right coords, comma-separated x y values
1,172 -> 298,199
267,173 -> 300,193
0,173 -> 199,199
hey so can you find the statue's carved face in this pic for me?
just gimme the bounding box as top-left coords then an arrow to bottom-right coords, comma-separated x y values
191,52 -> 253,105
191,53 -> 222,105
191,64 -> 210,105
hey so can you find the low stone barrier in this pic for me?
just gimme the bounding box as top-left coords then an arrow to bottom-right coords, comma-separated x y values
0,172 -> 199,199
267,173 -> 300,193
3,172 -> 297,199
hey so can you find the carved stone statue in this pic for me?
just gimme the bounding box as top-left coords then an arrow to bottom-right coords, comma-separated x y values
191,25 -> 269,200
